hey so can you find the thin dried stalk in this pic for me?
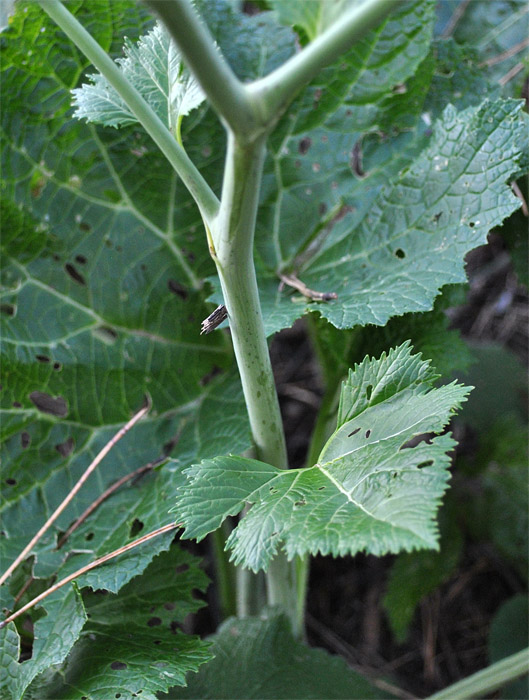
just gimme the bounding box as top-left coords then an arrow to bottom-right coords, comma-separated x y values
0,523 -> 178,628
0,402 -> 150,587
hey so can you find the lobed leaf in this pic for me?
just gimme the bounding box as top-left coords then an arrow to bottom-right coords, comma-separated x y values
173,344 -> 471,571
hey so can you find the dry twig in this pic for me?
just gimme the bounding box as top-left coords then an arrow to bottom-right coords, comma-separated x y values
279,273 -> 338,302
0,401 -> 150,587
0,523 -> 178,629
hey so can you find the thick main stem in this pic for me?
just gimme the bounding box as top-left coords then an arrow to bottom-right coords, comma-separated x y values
213,133 -> 299,632
214,134 -> 286,469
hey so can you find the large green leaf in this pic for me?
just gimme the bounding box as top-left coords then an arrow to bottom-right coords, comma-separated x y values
165,614 -> 390,699
17,547 -> 213,699
0,8 -> 250,692
173,344 -> 470,571
251,98 -> 527,335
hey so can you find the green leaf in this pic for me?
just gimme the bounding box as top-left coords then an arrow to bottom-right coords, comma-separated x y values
24,546 -> 213,699
1,0 -> 249,605
72,21 -> 205,132
0,586 -> 87,700
173,343 -> 471,571
269,0 -> 364,43
164,613 -> 389,699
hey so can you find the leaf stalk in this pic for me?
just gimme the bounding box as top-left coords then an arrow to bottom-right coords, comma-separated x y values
37,0 -> 220,226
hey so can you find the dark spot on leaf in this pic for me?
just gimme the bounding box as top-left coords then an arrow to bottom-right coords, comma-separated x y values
170,621 -> 180,634
35,354 -> 50,363
65,263 -> 86,286
417,460 -> 434,469
365,429 -> 371,438
400,433 -> 435,449
469,221 -> 475,228
433,211 -> 442,223
318,486 -> 326,490
79,222 -> 90,232
348,427 -> 360,437
366,384 -> 373,400
110,661 -> 127,670
21,432 -> 30,449
199,365 -> 222,387
93,326 -> 118,344
147,617 -> 162,627
162,434 -> 181,456
85,532 -> 94,541
351,141 -> 365,177
182,249 -> 195,262
174,564 -> 189,575
167,279 -> 188,300
269,487 -> 278,494
395,249 -> 405,259
13,401 -> 22,408
164,602 -> 175,611
53,362 -> 62,371
298,137 -> 311,155
75,254 -> 87,264
29,391 -> 68,417
129,519 -> 144,537
53,253 -> 61,261
153,640 -> 161,646
6,478 -> 16,486
1,304 -> 15,316
105,238 -> 112,248
116,695 -> 122,699
318,202 -> 327,215
55,437 -> 75,457
294,499 -> 307,507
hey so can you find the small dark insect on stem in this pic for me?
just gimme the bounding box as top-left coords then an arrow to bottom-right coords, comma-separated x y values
200,304 -> 228,334
279,273 -> 338,302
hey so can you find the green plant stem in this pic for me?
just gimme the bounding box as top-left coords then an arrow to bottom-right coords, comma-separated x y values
426,648 -> 529,700
248,0 -> 401,124
38,0 -> 219,226
213,132 -> 300,633
213,133 -> 286,468
145,0 -> 257,138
